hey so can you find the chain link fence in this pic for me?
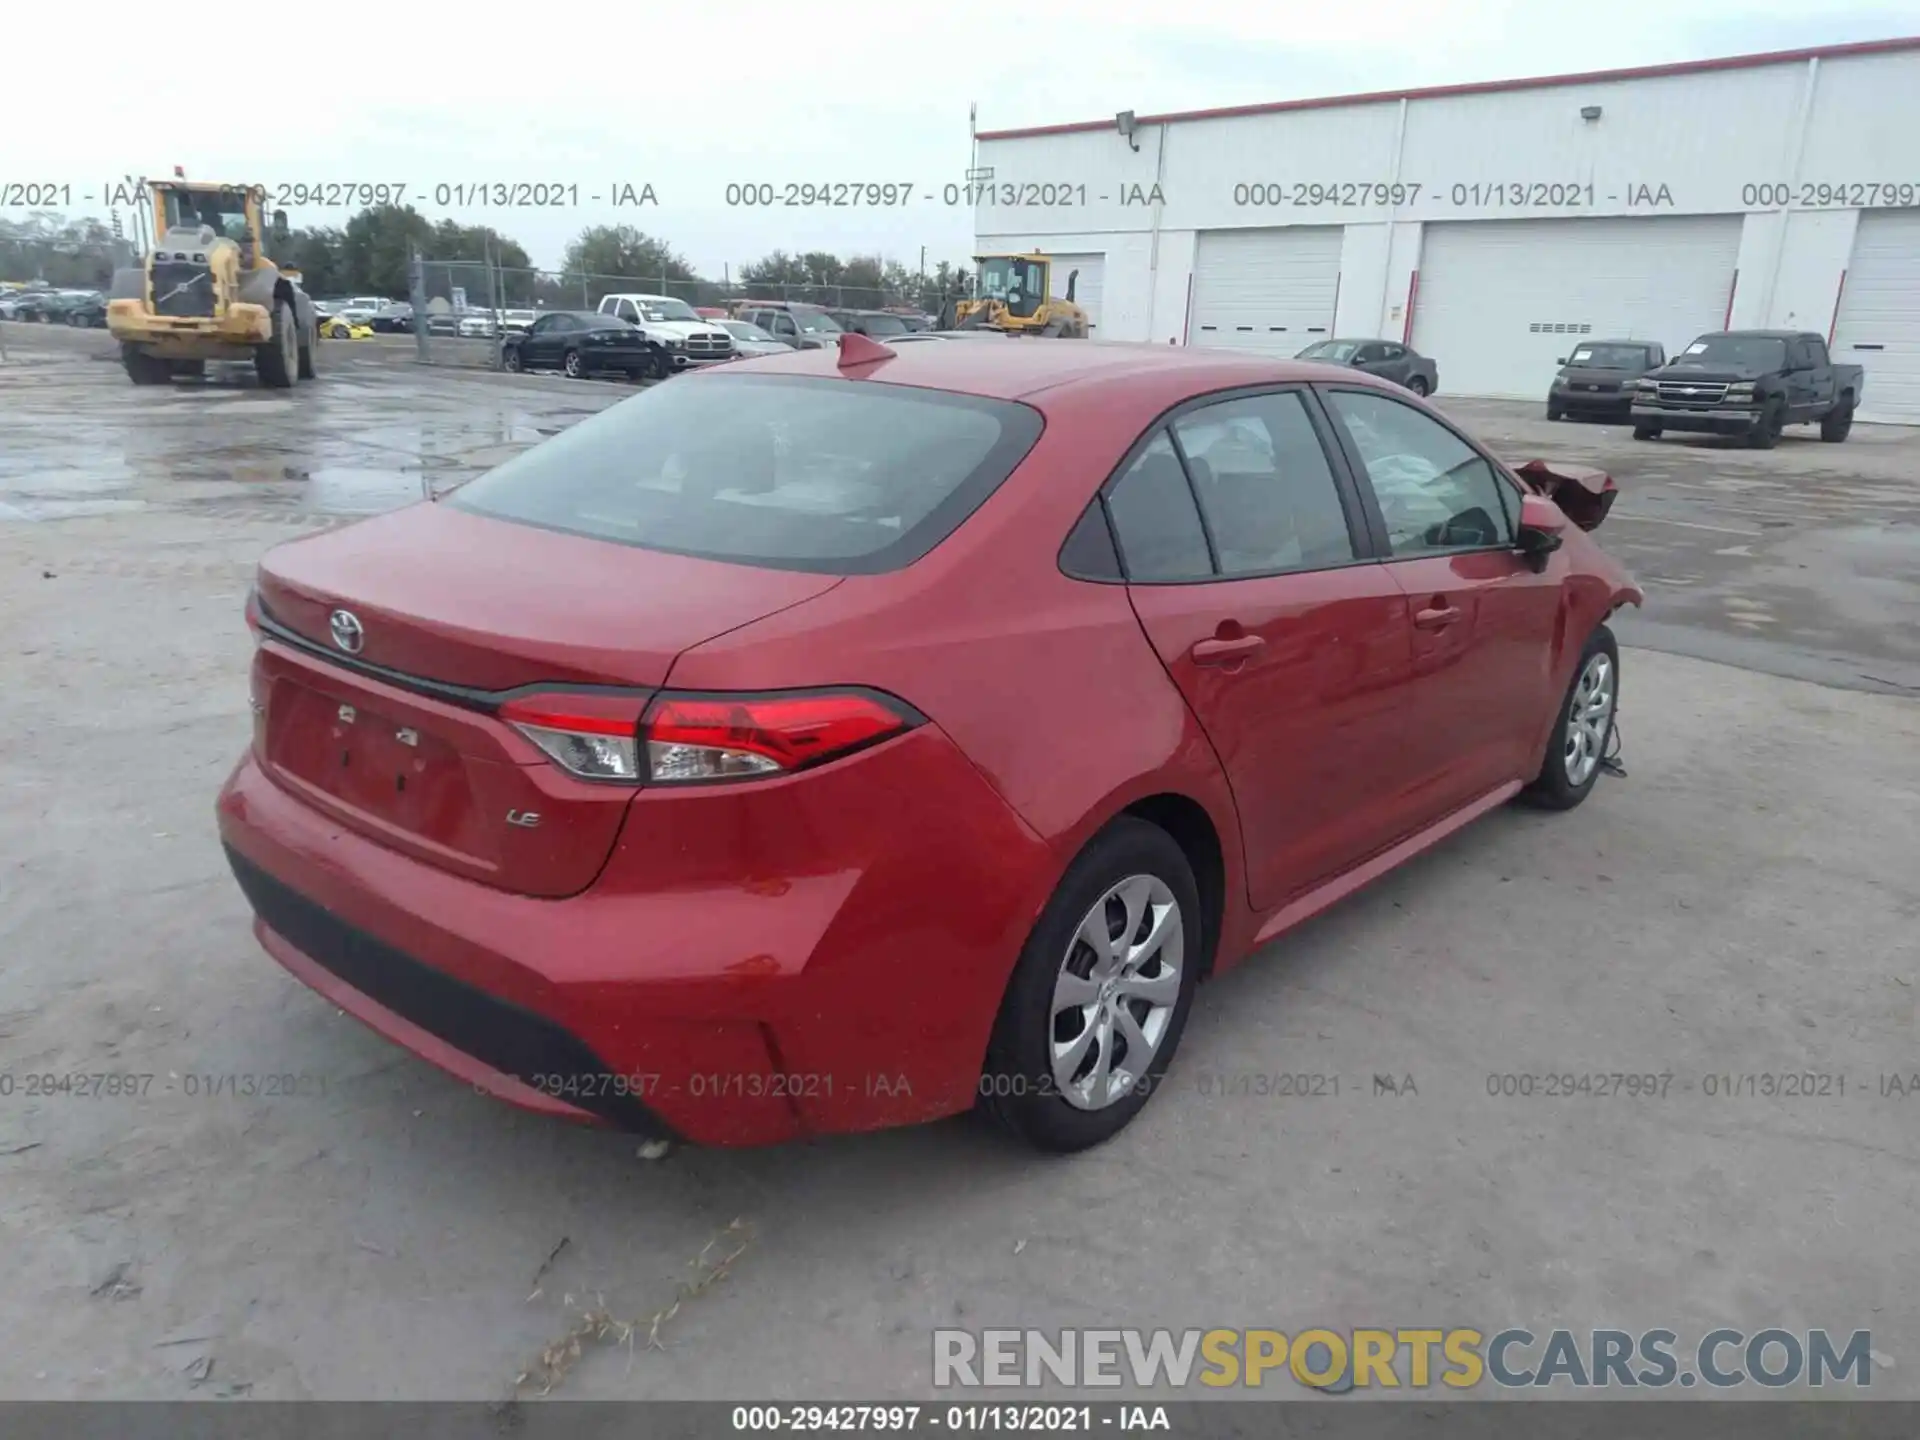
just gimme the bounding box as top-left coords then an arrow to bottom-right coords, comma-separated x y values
404,256 -> 964,370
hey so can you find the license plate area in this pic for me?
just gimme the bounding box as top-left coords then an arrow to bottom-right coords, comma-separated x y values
268,682 -> 491,856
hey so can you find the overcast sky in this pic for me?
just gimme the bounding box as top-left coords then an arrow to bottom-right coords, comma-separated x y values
11,0 -> 1913,275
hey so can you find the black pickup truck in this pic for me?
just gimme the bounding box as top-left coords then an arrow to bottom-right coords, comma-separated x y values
1629,330 -> 1863,448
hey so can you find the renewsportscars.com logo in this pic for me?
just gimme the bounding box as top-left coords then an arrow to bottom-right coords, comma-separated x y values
932,1327 -> 1875,1391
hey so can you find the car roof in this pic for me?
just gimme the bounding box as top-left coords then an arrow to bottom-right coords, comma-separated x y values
690,340 -> 1404,405
1575,338 -> 1660,345
1717,329 -> 1813,339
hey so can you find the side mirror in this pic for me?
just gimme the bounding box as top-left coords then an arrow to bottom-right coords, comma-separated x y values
1514,493 -> 1567,569
1556,356 -> 1567,365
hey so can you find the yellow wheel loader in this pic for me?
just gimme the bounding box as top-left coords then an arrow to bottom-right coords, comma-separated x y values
107,177 -> 318,388
950,252 -> 1090,337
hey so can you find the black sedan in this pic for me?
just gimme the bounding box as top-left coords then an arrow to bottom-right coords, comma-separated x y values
1296,338 -> 1439,396
500,311 -> 664,381
1547,339 -> 1668,421
64,295 -> 108,328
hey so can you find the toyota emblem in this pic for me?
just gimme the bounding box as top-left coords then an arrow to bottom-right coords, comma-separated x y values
329,609 -> 365,654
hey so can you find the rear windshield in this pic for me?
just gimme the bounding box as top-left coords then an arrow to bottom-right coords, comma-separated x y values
447,375 -> 1044,574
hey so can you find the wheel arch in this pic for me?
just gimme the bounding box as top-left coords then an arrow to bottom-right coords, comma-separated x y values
1118,792 -> 1227,980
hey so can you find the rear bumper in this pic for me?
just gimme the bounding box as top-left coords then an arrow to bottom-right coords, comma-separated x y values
1629,403 -> 1764,435
579,347 -> 649,372
215,725 -> 1053,1147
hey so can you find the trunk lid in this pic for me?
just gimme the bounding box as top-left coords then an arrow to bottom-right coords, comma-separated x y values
251,502 -> 841,896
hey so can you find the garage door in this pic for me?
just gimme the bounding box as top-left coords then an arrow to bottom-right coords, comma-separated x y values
1410,216 -> 1742,399
1831,209 -> 1920,425
1188,227 -> 1343,355
1048,253 -> 1104,333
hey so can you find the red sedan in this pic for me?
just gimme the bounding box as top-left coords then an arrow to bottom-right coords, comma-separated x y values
217,335 -> 1641,1152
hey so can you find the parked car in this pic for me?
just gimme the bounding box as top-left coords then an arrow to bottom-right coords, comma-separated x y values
335,296 -> 390,324
595,293 -> 735,367
318,314 -> 374,340
425,312 -> 461,337
1296,338 -> 1439,396
730,300 -> 844,351
219,344 -> 1641,1153
369,303 -> 414,335
1546,340 -> 1667,422
1629,330 -> 1863,448
500,309 -> 538,335
715,318 -> 793,358
11,290 -> 74,322
456,312 -> 498,339
501,310 -> 655,380
827,308 -> 914,338
63,293 -> 108,328
0,290 -> 48,319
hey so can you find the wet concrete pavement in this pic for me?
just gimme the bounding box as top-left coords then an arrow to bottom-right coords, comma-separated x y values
1,320 -> 1916,1401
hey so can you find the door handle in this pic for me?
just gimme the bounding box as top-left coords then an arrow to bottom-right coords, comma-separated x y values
1412,605 -> 1460,630
1191,634 -> 1265,665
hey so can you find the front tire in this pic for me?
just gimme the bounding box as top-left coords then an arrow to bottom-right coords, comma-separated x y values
981,818 -> 1204,1153
1820,397 -> 1855,442
123,346 -> 171,385
647,346 -> 673,380
1520,625 -> 1619,812
502,346 -> 522,373
1546,402 -> 1563,421
1406,374 -> 1430,397
1632,424 -> 1661,441
255,301 -> 296,389
297,323 -> 316,379
562,348 -> 583,378
1748,399 -> 1785,450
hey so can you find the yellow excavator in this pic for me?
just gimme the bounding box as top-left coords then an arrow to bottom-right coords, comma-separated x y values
106,174 -> 318,387
950,252 -> 1090,337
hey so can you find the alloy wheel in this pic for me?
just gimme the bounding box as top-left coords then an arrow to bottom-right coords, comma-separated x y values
1050,874 -> 1183,1111
1563,652 -> 1615,787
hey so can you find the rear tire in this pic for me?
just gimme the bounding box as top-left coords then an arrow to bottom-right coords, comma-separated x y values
1820,397 -> 1855,442
1632,424 -> 1660,441
123,346 -> 171,385
981,818 -> 1204,1153
255,301 -> 295,389
1520,625 -> 1619,812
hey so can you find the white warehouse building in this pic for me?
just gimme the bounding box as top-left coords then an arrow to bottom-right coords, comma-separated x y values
972,37 -> 1920,423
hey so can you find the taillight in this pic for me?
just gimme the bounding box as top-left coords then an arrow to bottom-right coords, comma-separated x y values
498,688 -> 921,786
499,691 -> 648,782
643,689 -> 921,784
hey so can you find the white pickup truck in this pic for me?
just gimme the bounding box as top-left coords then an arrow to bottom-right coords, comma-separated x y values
595,293 -> 735,369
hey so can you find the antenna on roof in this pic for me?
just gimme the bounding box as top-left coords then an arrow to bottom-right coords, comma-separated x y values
836,332 -> 894,370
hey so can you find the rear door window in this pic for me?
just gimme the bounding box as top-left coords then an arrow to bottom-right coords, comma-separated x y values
447,375 -> 1043,574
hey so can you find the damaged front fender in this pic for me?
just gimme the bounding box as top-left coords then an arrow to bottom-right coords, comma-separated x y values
1514,459 -> 1644,613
